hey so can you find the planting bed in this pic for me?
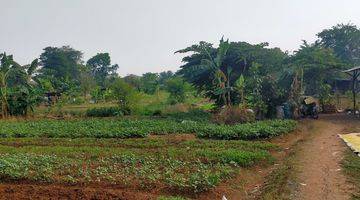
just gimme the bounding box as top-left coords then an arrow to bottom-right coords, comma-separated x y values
0,118 -> 297,199
0,136 -> 277,197
0,119 -> 296,140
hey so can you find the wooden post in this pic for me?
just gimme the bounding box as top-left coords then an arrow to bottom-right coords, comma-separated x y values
353,72 -> 356,115
343,67 -> 360,115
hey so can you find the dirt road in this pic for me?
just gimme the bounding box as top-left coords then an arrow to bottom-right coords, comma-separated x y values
291,115 -> 358,200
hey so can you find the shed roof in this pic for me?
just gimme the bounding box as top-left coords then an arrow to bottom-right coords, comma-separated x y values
342,66 -> 360,73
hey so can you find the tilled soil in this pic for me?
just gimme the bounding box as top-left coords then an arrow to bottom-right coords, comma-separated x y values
0,183 -> 154,200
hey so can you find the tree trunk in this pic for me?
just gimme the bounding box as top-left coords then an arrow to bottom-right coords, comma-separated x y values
227,78 -> 231,107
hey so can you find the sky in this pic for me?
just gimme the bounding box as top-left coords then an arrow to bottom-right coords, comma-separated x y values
1,0 -> 360,76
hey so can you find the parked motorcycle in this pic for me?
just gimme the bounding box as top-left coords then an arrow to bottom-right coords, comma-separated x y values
299,96 -> 319,119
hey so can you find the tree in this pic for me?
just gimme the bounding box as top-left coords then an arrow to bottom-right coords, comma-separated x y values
165,77 -> 187,104
0,53 -> 13,117
286,41 -> 341,96
39,46 -> 83,91
123,74 -> 142,91
0,53 -> 40,117
245,63 -> 267,118
109,78 -> 139,114
234,75 -> 245,105
78,65 -> 96,99
158,71 -> 174,87
176,38 -> 232,107
86,53 -> 119,87
317,23 -> 360,65
140,72 -> 159,94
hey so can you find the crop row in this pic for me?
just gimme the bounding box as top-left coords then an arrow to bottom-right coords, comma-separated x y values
196,120 -> 298,140
0,119 -> 296,140
0,135 -> 275,192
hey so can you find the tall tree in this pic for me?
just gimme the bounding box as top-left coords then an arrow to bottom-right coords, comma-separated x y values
39,46 -> 83,91
286,41 -> 342,96
176,38 -> 232,106
86,53 -> 119,87
317,23 -> 360,66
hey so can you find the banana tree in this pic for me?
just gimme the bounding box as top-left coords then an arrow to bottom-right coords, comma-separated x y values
234,74 -> 246,105
175,37 -> 233,107
0,53 -> 39,117
0,53 -> 13,118
201,37 -> 233,106
9,59 -> 39,116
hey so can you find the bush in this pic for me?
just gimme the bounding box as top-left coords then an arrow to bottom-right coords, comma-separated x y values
213,107 -> 255,125
109,78 -> 141,113
85,107 -> 124,117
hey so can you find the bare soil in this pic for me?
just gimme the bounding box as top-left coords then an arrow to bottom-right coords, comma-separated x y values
291,114 -> 358,200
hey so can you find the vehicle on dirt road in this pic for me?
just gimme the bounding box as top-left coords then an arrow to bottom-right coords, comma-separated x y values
300,96 -> 320,119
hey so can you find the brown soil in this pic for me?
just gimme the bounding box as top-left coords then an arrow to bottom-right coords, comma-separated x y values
0,182 -> 157,200
290,114 -> 358,200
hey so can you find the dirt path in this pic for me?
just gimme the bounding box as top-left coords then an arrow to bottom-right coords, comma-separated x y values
291,115 -> 358,200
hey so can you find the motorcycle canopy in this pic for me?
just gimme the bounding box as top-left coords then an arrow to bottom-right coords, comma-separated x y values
304,96 -> 317,105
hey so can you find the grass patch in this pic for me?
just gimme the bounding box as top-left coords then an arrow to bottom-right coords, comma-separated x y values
259,137 -> 302,200
260,154 -> 295,200
342,150 -> 360,199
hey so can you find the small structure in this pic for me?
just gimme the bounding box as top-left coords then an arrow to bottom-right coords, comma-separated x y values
342,66 -> 360,114
332,78 -> 353,94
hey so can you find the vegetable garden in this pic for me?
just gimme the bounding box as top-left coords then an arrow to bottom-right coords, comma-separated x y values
0,118 -> 296,199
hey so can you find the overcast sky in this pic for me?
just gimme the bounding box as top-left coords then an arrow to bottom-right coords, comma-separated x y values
1,0 -> 360,76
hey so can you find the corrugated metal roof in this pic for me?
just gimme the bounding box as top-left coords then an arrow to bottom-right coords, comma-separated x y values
342,66 -> 360,73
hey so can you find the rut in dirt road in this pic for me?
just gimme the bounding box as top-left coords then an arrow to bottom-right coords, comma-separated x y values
292,117 -> 356,200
